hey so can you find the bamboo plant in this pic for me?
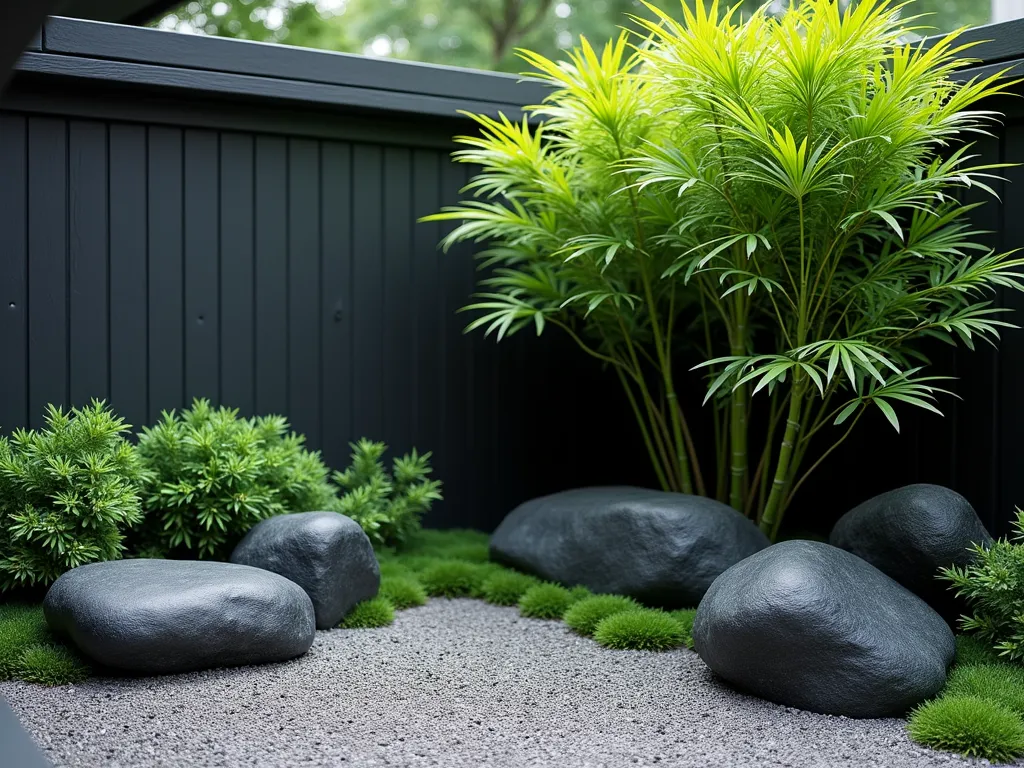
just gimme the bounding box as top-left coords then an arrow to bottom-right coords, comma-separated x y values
424,0 -> 1024,537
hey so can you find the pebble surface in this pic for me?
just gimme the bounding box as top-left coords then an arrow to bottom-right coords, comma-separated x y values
1,599 -> 989,768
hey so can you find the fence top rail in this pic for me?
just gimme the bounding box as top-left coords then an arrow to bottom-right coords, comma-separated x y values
9,15 -> 1024,121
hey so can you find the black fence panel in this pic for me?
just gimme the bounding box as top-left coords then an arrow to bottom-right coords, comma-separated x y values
2,17 -> 1024,536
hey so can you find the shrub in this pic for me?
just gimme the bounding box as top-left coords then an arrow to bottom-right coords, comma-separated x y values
378,560 -> 416,580
941,508 -> 1024,662
0,605 -> 50,679
419,560 -> 490,598
135,399 -> 336,560
378,576 -> 427,610
956,634 -> 1008,668
0,401 -> 144,590
945,664 -> 1024,716
907,695 -> 1024,763
518,583 -> 574,619
480,570 -> 540,606
593,609 -> 685,652
331,439 -> 442,549
339,597 -> 395,629
563,595 -> 641,637
16,644 -> 90,686
426,0 -> 1022,538
670,608 -> 698,649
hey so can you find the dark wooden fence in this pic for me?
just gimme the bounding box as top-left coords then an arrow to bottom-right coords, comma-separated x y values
2,17 -> 1024,535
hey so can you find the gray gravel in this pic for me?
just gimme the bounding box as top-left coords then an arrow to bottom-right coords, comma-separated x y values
1,599 -> 991,768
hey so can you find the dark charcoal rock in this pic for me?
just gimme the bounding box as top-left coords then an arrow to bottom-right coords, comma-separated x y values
829,484 -> 992,624
231,511 -> 380,629
44,559 -> 315,674
489,486 -> 769,608
693,540 -> 954,718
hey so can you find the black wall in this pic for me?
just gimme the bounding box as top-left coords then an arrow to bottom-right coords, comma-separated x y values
2,17 -> 1024,536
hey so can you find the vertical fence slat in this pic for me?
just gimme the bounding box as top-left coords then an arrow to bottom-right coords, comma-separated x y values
412,148 -> 443,517
147,126 -> 185,422
219,132 -> 255,415
351,144 -> 384,440
288,138 -> 321,445
68,120 -> 109,408
383,146 -> 414,454
27,117 -> 68,426
0,115 -> 28,434
320,141 -> 353,469
254,135 -> 289,416
184,128 -> 220,404
109,123 -> 148,429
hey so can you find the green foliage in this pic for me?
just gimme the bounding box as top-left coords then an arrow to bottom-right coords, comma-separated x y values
568,585 -> 593,602
331,439 -> 442,549
941,509 -> 1024,662
956,634 -> 1008,668
563,594 -> 641,636
418,561 -> 491,598
16,644 -> 90,686
0,605 -> 50,679
339,597 -> 396,629
156,1 -> 989,74
907,695 -> 1024,763
480,570 -> 540,606
135,399 -> 335,560
428,0 -> 1022,539
0,401 -> 144,590
518,583 -> 574,619
945,664 -> 1024,717
378,576 -> 428,610
592,609 -> 686,651
378,560 -> 417,580
670,608 -> 698,649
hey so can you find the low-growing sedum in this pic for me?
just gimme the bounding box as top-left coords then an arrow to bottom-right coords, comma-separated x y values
0,401 -> 144,590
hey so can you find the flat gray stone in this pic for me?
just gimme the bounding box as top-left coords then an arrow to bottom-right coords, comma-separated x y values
489,486 -> 769,607
44,559 -> 315,674
830,483 -> 992,624
693,540 -> 954,718
231,511 -> 380,629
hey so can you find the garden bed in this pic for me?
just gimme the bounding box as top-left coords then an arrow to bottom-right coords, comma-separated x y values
1,597 -> 983,768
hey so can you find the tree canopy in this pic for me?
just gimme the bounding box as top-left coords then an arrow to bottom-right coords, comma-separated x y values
154,0 -> 990,73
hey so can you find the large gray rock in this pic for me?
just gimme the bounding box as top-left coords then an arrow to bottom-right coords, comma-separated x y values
693,540 -> 954,718
489,487 -> 770,608
230,511 -> 380,629
830,484 -> 991,625
44,559 -> 315,674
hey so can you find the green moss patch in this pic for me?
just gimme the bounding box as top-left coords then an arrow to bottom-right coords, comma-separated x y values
908,695 -> 1024,763
955,634 -> 1007,668
669,608 -> 697,649
563,595 -> 641,637
339,597 -> 395,629
518,583 -> 574,620
592,609 -> 685,652
0,605 -> 51,679
378,576 -> 427,610
944,663 -> 1024,717
480,571 -> 540,606
16,644 -> 90,686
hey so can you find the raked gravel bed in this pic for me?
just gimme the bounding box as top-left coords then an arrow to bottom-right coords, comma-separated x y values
1,599 -> 986,768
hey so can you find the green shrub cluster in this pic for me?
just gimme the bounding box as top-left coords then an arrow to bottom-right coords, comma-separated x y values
419,561 -> 493,598
0,604 -> 89,686
0,402 -> 144,590
378,576 -> 427,610
135,399 -> 336,560
941,509 -> 1024,662
331,440 -> 442,549
481,571 -> 539,606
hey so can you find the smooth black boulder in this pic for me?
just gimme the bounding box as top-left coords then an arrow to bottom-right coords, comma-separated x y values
693,540 -> 954,718
44,559 -> 316,674
489,486 -> 770,607
829,484 -> 992,624
230,511 -> 380,629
